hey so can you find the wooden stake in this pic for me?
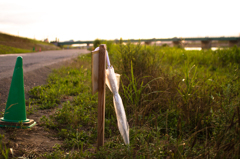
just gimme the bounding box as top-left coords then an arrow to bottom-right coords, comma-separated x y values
97,44 -> 106,149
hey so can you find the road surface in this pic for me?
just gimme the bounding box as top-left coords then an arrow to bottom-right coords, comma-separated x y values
0,49 -> 90,80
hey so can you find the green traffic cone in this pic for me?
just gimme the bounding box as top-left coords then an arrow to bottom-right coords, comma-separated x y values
0,56 -> 36,128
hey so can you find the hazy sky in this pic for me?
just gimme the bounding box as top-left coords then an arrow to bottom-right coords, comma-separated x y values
0,0 -> 239,42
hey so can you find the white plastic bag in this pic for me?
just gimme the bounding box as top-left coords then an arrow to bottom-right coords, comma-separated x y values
106,66 -> 130,145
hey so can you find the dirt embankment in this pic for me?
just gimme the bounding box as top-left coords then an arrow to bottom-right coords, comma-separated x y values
0,32 -> 60,54
0,59 -> 74,158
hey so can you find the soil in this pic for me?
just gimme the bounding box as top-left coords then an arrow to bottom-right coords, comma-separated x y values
0,59 -> 75,158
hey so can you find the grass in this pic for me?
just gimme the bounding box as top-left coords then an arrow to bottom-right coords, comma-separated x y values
0,44 -> 31,54
0,134 -> 10,159
15,42 -> 240,158
0,32 -> 60,54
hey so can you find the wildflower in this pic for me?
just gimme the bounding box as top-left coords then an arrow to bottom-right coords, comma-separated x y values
211,95 -> 214,100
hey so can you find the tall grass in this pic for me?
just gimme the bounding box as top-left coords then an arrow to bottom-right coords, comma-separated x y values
108,43 -> 240,158
28,42 -> 240,158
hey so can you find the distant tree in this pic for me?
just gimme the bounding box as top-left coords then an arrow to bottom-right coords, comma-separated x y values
119,38 -> 123,45
93,39 -> 101,48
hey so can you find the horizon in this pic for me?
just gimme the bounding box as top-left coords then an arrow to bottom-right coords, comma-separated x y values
0,0 -> 239,42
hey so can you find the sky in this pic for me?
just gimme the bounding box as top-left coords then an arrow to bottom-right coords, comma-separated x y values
0,0 -> 239,42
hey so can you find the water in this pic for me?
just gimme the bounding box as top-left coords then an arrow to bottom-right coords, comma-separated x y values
71,44 -> 93,47
185,47 -> 221,51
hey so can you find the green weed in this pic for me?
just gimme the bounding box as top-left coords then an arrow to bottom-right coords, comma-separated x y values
0,134 -> 10,159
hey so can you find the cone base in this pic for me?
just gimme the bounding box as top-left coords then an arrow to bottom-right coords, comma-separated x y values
0,118 -> 36,128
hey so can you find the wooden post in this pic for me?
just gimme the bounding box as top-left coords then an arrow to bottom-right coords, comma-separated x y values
97,44 -> 106,149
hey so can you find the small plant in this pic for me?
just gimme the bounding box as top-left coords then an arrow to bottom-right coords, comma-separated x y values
0,134 -> 10,159
26,99 -> 35,115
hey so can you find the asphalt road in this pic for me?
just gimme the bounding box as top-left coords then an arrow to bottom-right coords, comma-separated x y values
0,49 -> 90,80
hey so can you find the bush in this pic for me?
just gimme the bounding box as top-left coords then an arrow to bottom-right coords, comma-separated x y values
93,39 -> 101,48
